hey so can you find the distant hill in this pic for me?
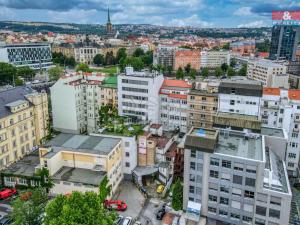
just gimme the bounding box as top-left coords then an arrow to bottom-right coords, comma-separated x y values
0,21 -> 271,38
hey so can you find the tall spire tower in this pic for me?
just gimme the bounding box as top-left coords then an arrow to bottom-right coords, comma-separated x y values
106,0 -> 112,34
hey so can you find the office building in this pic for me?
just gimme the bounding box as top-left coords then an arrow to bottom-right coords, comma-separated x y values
39,133 -> 123,195
247,59 -> 289,88
0,86 -> 49,169
50,72 -> 107,134
183,127 -> 292,225
159,79 -> 192,133
0,42 -> 53,70
200,51 -> 230,68
117,67 -> 164,123
269,25 -> 300,61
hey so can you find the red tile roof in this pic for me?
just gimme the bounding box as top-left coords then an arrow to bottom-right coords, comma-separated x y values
289,90 -> 300,100
175,50 -> 200,57
162,79 -> 192,89
150,124 -> 162,129
263,88 -> 280,96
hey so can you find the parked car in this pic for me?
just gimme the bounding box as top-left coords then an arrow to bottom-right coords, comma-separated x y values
0,189 -> 17,200
122,216 -> 132,225
104,200 -> 127,211
156,185 -> 164,194
115,215 -> 123,225
133,221 -> 141,225
0,216 -> 12,225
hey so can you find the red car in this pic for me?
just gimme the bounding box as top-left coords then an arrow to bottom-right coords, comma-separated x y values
104,200 -> 127,211
0,188 -> 17,200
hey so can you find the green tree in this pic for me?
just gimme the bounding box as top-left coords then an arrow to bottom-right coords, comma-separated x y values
120,57 -> 144,71
99,175 -> 112,203
256,39 -> 270,52
222,42 -> 230,50
11,188 -> 48,225
176,67 -> 184,79
65,57 -> 76,68
48,66 -> 64,81
116,48 -> 127,64
184,63 -> 191,75
215,67 -> 223,77
221,63 -> 228,72
172,180 -> 183,211
142,51 -> 153,66
133,48 -> 145,57
167,66 -> 173,74
227,67 -> 236,77
93,54 -> 104,66
76,63 -> 91,72
45,191 -> 116,225
230,58 -> 237,68
0,62 -> 17,85
238,64 -> 247,76
189,69 -> 197,80
15,78 -> 24,86
200,68 -> 209,77
17,66 -> 35,81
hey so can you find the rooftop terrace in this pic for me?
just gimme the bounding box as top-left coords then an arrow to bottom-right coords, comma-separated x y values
261,127 -> 285,138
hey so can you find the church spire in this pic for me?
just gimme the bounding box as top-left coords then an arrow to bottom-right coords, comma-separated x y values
106,0 -> 112,34
107,2 -> 111,23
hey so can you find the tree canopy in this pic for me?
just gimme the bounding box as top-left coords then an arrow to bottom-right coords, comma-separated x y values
215,67 -> 223,77
48,66 -> 64,81
17,66 -> 35,81
238,64 -> 247,76
76,63 -> 91,73
45,191 -> 116,225
176,67 -> 184,79
200,68 -> 209,77
0,62 -> 17,85
52,52 -> 76,68
93,54 -> 104,66
116,48 -> 127,64
172,180 -> 183,211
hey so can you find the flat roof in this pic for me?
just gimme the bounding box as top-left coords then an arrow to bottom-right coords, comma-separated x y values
1,150 -> 40,177
44,133 -> 121,155
261,127 -> 284,138
215,130 -> 263,161
52,166 -> 106,186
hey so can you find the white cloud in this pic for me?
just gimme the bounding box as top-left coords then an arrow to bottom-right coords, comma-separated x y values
237,20 -> 266,28
234,7 -> 252,16
0,7 -> 16,20
168,14 -> 213,27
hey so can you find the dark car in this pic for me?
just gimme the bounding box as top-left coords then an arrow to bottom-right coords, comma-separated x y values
156,204 -> 166,220
115,215 -> 123,225
0,216 -> 12,225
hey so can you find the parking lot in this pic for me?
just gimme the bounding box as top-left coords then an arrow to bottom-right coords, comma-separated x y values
114,181 -> 145,220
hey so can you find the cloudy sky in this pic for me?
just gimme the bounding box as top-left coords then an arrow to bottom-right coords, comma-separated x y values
0,0 -> 299,28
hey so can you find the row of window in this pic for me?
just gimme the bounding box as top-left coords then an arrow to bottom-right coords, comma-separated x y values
210,158 -> 257,174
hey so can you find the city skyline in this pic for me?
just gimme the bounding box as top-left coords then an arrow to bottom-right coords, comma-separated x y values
0,0 -> 299,28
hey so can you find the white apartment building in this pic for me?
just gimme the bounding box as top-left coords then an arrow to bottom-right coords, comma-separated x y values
247,59 -> 289,88
50,72 -> 106,134
218,80 -> 263,117
262,88 -> 300,176
0,42 -> 53,70
159,79 -> 191,133
118,67 -> 164,123
183,127 -> 292,225
200,50 -> 230,68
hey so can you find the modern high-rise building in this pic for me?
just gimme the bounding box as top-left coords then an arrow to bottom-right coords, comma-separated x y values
153,45 -> 178,69
269,25 -> 300,61
117,67 -> 164,123
0,42 -> 53,70
200,51 -> 230,69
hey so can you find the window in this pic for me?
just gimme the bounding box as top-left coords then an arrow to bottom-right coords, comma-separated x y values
269,209 -> 280,219
257,193 -> 267,203
243,216 -> 252,223
191,150 -> 196,158
125,142 -> 130,147
189,174 -> 195,182
220,186 -> 229,193
234,162 -> 243,171
246,165 -> 256,174
219,210 -> 228,216
210,158 -> 219,166
233,175 -> 243,185
222,160 -> 231,168
231,200 -> 240,209
220,197 -> 229,205
125,162 -> 130,167
288,153 -> 296,159
189,186 -> 195,194
270,196 -> 281,206
256,206 -> 266,216
244,204 -> 253,212
208,207 -> 216,213
210,170 -> 218,178
231,213 -> 240,220
232,188 -> 242,196
209,195 -> 217,202
245,178 -> 256,187
221,173 -> 230,181
255,218 -> 265,225
209,182 -> 218,191
244,190 -> 255,199
190,162 -> 196,170
230,100 -> 235,105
